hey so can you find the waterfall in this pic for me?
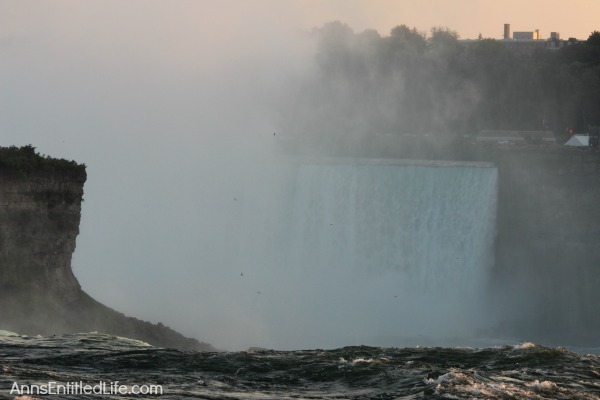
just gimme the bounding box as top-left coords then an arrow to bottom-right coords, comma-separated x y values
226,158 -> 498,349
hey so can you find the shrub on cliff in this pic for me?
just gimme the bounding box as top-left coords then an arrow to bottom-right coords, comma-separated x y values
0,145 -> 85,178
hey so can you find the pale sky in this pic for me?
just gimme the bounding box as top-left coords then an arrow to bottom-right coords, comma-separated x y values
292,0 -> 599,40
1,0 -> 598,350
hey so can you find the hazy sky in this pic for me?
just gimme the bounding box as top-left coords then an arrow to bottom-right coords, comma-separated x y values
1,0 -> 598,350
294,0 -> 600,40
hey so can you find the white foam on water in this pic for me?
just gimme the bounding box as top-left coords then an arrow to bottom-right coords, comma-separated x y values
526,380 -> 559,392
514,342 -> 537,350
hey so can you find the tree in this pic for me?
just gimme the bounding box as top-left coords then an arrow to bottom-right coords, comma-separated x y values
586,30 -> 600,46
429,27 -> 459,47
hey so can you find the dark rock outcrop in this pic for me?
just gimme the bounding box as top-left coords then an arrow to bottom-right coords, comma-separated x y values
0,146 -> 215,351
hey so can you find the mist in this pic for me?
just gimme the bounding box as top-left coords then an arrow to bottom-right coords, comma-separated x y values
0,0 -> 310,349
2,2 -> 515,351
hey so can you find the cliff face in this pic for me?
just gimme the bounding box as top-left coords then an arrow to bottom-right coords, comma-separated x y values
0,146 -> 214,351
0,171 -> 84,303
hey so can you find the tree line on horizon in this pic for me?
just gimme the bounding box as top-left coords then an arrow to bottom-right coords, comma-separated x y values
278,22 -> 600,149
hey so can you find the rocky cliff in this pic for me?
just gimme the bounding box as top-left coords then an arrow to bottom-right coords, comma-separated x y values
0,145 -> 215,351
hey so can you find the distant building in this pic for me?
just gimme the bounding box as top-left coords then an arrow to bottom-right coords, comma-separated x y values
459,24 -> 582,53
513,31 -> 535,40
545,36 -> 581,49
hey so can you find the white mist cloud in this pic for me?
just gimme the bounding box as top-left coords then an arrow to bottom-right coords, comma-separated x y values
1,0 -> 313,349
2,0 -> 491,351
3,0 -> 592,351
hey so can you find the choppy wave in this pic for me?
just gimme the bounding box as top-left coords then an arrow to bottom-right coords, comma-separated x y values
1,333 -> 599,399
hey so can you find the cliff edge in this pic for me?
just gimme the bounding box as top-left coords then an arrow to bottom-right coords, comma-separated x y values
0,145 -> 215,351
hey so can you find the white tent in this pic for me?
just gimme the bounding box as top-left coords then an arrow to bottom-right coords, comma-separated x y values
565,135 -> 589,146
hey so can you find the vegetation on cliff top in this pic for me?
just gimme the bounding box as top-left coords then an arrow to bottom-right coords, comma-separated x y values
0,145 -> 85,178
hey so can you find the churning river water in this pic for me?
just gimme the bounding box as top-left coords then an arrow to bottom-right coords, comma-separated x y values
1,332 -> 599,400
